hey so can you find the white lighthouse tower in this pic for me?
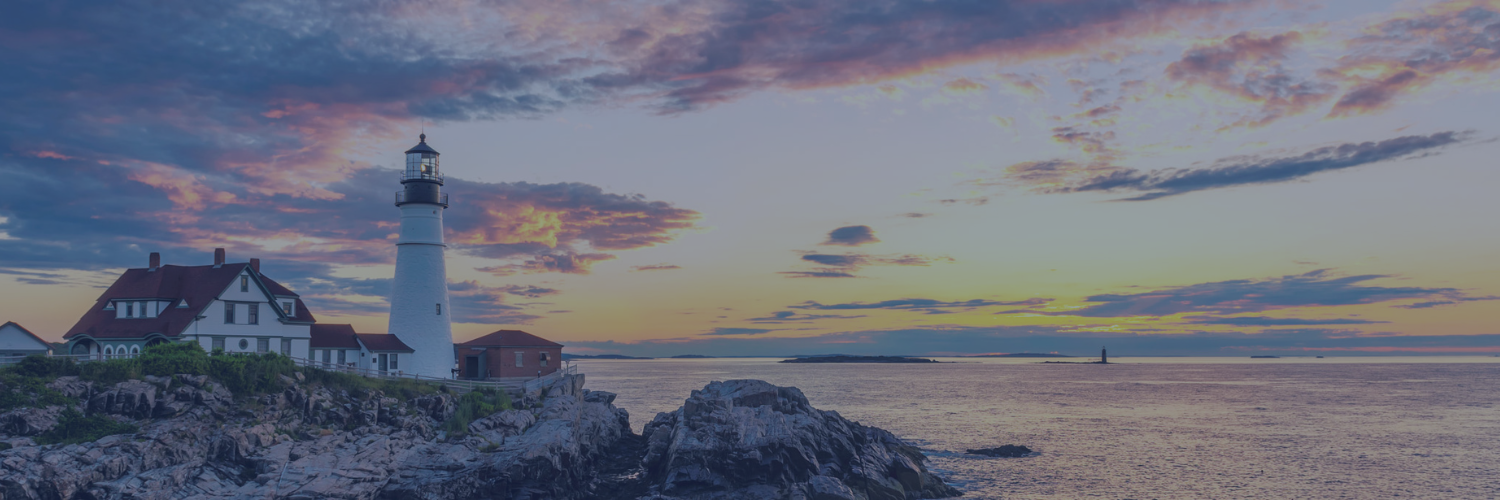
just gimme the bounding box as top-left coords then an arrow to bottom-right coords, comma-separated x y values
388,134 -> 455,379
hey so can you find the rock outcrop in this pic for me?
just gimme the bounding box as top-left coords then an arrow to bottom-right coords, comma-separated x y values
0,372 -> 632,500
639,379 -> 960,500
0,375 -> 960,500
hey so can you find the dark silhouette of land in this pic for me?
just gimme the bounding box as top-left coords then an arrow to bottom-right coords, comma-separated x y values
780,355 -> 939,364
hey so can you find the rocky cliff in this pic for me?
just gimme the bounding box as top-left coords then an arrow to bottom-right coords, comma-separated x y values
0,373 -> 957,500
639,380 -> 959,500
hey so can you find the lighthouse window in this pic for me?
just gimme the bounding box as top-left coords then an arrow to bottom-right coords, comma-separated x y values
436,303 -> 442,315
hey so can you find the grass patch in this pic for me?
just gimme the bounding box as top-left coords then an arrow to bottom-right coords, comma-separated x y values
298,368 -> 439,401
441,388 -> 513,437
34,409 -> 138,445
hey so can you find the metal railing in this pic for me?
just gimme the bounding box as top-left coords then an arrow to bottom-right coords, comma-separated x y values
287,356 -> 576,394
394,191 -> 449,206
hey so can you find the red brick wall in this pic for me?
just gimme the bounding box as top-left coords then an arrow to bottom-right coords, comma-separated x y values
458,346 -> 562,379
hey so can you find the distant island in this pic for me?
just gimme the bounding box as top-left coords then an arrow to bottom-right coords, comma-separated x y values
669,354 -> 716,358
968,353 -> 1074,358
561,354 -> 654,360
780,355 -> 940,364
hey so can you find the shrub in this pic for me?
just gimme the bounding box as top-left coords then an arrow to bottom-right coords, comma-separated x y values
34,408 -> 138,445
139,342 -> 209,377
298,368 -> 438,401
0,355 -> 76,411
206,351 -> 297,395
78,358 -> 141,385
441,388 -> 512,437
12,355 -> 79,379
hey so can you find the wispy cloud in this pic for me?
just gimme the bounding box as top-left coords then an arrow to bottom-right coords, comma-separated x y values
703,327 -> 777,336
1002,132 -> 1465,200
1049,269 -> 1467,318
793,297 -> 1051,314
631,264 -> 682,272
1183,316 -> 1388,326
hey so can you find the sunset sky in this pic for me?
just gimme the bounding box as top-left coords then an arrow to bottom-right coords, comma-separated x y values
3,0 -> 1499,356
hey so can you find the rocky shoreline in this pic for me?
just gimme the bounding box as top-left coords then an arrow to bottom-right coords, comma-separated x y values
0,370 -> 960,499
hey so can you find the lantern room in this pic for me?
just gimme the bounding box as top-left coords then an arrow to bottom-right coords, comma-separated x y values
403,133 -> 442,183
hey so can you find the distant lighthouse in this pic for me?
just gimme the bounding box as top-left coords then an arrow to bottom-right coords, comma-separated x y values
388,134 -> 455,379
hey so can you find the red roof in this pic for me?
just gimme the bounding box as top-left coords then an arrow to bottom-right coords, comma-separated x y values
0,322 -> 51,347
64,263 -> 315,340
356,333 -> 413,352
310,324 -> 361,349
459,330 -> 563,348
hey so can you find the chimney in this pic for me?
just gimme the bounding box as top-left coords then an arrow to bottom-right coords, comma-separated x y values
148,252 -> 161,271
249,258 -> 260,273
213,248 -> 226,267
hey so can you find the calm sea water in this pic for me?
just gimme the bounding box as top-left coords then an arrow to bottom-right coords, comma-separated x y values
579,357 -> 1500,499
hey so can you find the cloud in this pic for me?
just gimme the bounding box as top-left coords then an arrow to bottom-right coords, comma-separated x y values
631,264 -> 682,272
792,297 -> 1051,313
1004,132 -> 1465,200
801,254 -> 867,267
1184,316 -> 1388,326
1055,269 -> 1468,318
1394,295 -> 1500,309
1166,31 -> 1335,127
1329,5 -> 1500,117
787,251 -> 952,278
703,327 -> 777,336
748,311 -> 869,323
779,270 -> 859,279
823,225 -> 878,246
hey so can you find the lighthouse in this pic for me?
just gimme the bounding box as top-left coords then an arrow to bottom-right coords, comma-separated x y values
388,134 -> 455,379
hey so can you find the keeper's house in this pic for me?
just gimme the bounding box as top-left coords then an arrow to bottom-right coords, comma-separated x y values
62,249 -> 315,359
0,322 -> 52,359
456,330 -> 563,380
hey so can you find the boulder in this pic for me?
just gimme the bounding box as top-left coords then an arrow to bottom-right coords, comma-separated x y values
640,379 -> 960,500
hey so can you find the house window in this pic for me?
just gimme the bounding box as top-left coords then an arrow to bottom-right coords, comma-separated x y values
540,351 -> 549,367
248,303 -> 259,325
241,276 -> 249,292
321,349 -> 331,364
238,339 -> 249,350
281,338 -> 291,356
390,354 -> 398,370
282,301 -> 294,316
125,302 -> 135,318
257,338 -> 269,353
212,337 -> 225,351
131,346 -> 140,356
338,350 -> 346,365
138,301 -> 146,317
436,303 -> 441,315
224,303 -> 236,324
515,351 -> 524,368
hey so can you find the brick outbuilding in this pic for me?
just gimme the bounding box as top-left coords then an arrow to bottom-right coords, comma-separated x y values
455,330 -> 562,380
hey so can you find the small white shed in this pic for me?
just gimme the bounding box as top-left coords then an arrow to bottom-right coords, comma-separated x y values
0,322 -> 52,358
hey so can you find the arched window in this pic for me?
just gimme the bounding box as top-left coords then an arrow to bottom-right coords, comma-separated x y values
104,346 -> 114,357
131,345 -> 141,357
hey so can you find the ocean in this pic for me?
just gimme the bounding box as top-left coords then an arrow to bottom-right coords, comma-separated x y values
580,357 -> 1500,499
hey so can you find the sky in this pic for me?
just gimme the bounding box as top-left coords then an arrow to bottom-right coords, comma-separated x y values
3,0 -> 1499,357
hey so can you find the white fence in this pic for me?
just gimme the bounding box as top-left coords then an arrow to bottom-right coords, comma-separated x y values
0,352 -> 579,395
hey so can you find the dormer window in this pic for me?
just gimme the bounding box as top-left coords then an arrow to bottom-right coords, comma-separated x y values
282,301 -> 294,317
125,302 -> 135,318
